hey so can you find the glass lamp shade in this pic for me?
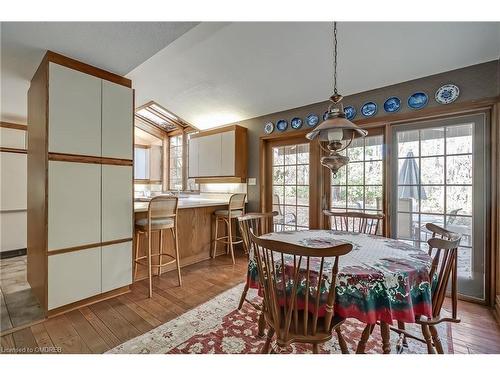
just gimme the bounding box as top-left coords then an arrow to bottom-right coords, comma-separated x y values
306,115 -> 367,141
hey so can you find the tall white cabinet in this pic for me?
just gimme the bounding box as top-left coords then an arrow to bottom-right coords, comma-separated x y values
0,126 -> 27,254
28,51 -> 133,314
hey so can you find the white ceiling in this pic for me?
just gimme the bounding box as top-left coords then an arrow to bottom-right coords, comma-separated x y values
0,22 -> 199,123
128,22 -> 500,130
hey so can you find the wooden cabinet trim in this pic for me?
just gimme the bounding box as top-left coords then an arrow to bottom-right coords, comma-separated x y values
189,124 -> 241,139
0,147 -> 27,154
0,121 -> 27,131
45,51 -> 131,88
48,238 -> 133,256
48,152 -> 133,166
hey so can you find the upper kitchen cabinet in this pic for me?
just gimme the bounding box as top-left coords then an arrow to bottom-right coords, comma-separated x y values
102,80 -> 133,160
188,125 -> 247,181
48,63 -> 102,156
48,62 -> 134,159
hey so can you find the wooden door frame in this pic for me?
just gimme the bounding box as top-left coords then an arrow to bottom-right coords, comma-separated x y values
260,130 -> 323,229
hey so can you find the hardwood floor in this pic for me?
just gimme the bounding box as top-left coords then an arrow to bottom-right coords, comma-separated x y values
1,252 -> 499,354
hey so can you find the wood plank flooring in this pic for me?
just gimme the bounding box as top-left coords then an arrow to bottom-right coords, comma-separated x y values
1,253 -> 499,354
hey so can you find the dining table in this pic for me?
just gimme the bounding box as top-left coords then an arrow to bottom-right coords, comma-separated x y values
247,229 -> 435,354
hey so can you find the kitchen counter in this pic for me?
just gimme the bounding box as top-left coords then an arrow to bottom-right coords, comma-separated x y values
133,196 -> 235,281
134,197 -> 229,212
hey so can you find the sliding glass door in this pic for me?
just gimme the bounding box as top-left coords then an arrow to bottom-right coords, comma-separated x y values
391,114 -> 488,300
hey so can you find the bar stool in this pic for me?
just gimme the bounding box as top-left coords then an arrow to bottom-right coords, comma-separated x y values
211,193 -> 246,264
134,195 -> 182,298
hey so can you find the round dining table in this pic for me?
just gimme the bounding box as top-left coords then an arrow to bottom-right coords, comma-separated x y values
247,229 -> 435,353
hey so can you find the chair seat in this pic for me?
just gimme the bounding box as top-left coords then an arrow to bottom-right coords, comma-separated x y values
214,209 -> 243,218
135,217 -> 174,230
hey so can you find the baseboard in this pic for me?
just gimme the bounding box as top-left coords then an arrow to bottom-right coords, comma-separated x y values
47,285 -> 131,318
0,248 -> 27,259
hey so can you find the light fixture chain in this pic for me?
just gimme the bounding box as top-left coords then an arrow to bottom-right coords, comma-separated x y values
333,21 -> 338,96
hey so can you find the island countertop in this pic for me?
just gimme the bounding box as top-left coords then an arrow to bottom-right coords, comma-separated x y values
134,197 -> 229,212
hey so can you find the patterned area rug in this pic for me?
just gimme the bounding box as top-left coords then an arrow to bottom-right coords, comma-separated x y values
108,283 -> 453,354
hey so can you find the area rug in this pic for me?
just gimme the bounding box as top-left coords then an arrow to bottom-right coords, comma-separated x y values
108,283 -> 453,354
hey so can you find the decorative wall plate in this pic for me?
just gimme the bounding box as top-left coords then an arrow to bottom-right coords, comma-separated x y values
435,84 -> 460,104
276,119 -> 288,132
361,102 -> 377,117
323,111 -> 329,121
344,106 -> 356,120
408,92 -> 428,109
306,114 -> 319,127
383,97 -> 401,113
290,117 -> 303,129
264,121 -> 274,134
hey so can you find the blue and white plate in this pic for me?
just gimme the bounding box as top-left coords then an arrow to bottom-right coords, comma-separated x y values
306,114 -> 319,127
408,92 -> 428,109
276,119 -> 288,132
323,111 -> 329,121
361,102 -> 377,117
383,97 -> 401,113
290,117 -> 303,129
264,121 -> 274,134
435,84 -> 459,105
344,106 -> 356,120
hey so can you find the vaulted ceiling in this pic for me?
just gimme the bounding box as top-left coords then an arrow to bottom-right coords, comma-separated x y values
2,22 -> 499,127
128,22 -> 500,129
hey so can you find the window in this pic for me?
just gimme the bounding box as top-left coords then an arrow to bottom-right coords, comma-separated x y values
169,135 -> 183,190
136,102 -> 181,132
330,134 -> 384,232
272,143 -> 310,231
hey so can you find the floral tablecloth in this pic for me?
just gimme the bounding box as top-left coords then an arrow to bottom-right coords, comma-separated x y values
248,230 -> 434,325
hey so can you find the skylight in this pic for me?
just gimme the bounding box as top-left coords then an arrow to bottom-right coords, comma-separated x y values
135,101 -> 190,132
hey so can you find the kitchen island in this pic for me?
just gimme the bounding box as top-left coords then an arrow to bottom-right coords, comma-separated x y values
133,196 -> 235,280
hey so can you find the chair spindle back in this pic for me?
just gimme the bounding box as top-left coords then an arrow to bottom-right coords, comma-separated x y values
238,212 -> 278,254
323,210 -> 384,235
249,231 -> 352,343
425,223 -> 462,319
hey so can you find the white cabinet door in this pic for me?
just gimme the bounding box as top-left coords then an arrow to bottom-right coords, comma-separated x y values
0,128 -> 26,149
102,165 -> 132,242
0,211 -> 26,252
102,80 -> 133,160
101,241 -> 132,293
48,63 -> 101,156
198,134 -> 221,177
188,137 -> 199,177
48,247 -> 101,309
134,148 -> 150,180
0,152 -> 27,210
220,130 -> 235,176
48,161 -> 101,251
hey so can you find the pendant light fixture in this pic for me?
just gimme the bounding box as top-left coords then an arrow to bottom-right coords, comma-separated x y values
306,22 -> 367,176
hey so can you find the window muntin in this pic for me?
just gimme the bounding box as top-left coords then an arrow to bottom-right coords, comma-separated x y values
272,143 -> 310,231
330,135 -> 384,232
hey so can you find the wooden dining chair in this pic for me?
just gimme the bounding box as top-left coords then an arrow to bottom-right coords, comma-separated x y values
249,230 -> 353,354
237,212 -> 278,336
323,210 -> 384,235
392,223 -> 462,354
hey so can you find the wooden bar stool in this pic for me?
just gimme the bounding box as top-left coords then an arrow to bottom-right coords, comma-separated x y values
134,195 -> 182,298
211,193 -> 246,264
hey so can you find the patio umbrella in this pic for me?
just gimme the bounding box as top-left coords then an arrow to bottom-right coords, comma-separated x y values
398,151 -> 427,200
